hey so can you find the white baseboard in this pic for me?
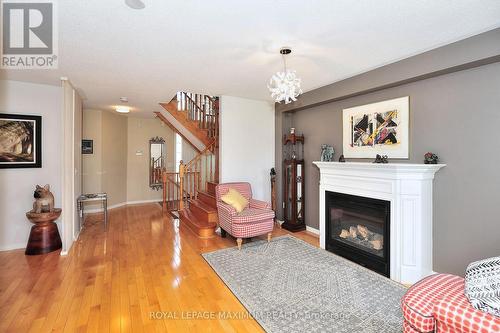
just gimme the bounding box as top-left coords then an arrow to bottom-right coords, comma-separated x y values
83,199 -> 161,214
0,242 -> 26,252
306,226 -> 320,235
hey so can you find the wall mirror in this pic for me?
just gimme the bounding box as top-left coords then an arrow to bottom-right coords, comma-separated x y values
149,137 -> 165,190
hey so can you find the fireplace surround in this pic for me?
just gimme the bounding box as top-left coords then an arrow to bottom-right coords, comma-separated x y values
313,161 -> 445,284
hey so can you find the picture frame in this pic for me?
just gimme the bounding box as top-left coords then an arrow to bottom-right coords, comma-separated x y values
0,113 -> 42,168
82,139 -> 93,154
342,96 -> 409,159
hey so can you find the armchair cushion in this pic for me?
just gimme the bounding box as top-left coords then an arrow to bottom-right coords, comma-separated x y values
232,208 -> 275,224
221,188 -> 248,213
249,198 -> 271,210
218,202 -> 237,216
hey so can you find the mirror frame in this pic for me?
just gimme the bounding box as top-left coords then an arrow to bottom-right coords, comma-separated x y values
149,136 -> 165,190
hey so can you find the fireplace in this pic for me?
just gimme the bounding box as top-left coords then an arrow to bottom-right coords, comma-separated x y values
325,191 -> 390,277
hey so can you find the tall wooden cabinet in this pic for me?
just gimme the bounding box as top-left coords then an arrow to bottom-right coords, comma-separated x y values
282,133 -> 306,232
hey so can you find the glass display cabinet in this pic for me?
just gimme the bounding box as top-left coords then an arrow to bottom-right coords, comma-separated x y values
282,133 -> 306,232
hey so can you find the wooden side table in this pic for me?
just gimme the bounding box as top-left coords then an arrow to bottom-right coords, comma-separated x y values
25,208 -> 62,255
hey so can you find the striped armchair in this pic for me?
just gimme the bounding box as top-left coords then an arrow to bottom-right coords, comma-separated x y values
215,182 -> 275,250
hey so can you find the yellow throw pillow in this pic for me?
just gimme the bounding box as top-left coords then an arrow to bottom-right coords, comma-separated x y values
221,188 -> 248,213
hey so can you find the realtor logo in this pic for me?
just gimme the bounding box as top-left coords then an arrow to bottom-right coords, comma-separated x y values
1,0 -> 58,69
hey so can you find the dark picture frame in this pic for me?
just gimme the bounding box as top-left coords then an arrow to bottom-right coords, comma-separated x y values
0,113 -> 42,169
82,139 -> 93,154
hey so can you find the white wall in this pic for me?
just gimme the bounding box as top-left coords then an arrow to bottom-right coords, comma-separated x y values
219,96 -> 275,202
0,80 -> 63,251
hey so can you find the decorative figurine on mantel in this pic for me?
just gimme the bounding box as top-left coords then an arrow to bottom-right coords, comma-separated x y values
373,154 -> 389,164
424,152 -> 439,164
320,144 -> 335,162
338,154 -> 346,163
25,184 -> 62,255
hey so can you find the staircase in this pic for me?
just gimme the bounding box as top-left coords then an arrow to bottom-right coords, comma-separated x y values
156,92 -> 219,238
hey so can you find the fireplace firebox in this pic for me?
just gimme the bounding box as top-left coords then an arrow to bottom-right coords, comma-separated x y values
325,191 -> 390,277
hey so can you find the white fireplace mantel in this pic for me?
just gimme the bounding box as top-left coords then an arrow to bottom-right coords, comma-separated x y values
313,161 -> 445,284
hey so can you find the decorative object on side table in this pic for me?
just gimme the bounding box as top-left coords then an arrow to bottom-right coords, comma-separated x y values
283,132 -> 305,232
0,113 -> 42,168
373,154 -> 389,164
424,152 -> 439,164
320,144 -> 335,162
25,184 -> 62,255
338,154 -> 346,162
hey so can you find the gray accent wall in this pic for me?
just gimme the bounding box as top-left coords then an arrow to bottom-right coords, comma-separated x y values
277,62 -> 500,276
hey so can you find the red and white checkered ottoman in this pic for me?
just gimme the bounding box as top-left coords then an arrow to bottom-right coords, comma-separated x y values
402,273 -> 500,333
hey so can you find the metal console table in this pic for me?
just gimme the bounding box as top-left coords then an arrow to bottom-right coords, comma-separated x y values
77,193 -> 108,230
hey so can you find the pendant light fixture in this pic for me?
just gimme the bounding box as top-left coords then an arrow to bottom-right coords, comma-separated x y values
268,47 -> 302,104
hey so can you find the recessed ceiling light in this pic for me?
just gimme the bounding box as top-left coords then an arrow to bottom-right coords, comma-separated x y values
125,0 -> 145,10
116,106 -> 130,113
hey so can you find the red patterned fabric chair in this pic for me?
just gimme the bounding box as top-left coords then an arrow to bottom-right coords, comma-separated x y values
402,274 -> 500,333
215,182 -> 274,250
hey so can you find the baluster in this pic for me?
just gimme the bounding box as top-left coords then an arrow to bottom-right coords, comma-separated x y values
191,171 -> 194,199
198,159 -> 201,193
175,173 -> 181,210
179,161 -> 184,210
209,153 -> 212,183
162,171 -> 166,209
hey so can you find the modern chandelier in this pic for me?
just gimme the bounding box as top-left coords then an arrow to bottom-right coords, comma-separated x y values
268,47 -> 302,104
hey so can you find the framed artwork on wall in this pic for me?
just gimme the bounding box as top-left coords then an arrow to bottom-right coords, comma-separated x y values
0,113 -> 42,168
82,139 -> 93,154
342,96 -> 409,158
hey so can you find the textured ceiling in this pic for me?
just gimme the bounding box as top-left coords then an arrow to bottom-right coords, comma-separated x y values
2,0 -> 500,117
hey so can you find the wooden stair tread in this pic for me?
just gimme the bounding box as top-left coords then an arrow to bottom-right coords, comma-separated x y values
189,199 -> 216,213
188,199 -> 218,224
179,209 -> 217,239
198,191 -> 216,206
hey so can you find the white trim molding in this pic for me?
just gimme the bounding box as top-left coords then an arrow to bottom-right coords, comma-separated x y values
83,199 -> 161,214
313,161 -> 445,284
306,226 -> 320,235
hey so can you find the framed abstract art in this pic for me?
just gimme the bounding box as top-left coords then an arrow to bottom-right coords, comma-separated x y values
342,96 -> 409,159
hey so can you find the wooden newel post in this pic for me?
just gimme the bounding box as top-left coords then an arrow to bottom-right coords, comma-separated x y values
179,160 -> 185,210
162,169 -> 167,209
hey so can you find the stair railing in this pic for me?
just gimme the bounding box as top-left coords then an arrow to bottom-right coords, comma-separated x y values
161,169 -> 199,211
176,92 -> 219,139
162,139 -> 217,211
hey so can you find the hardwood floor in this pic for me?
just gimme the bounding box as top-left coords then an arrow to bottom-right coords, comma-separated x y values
0,203 -> 318,332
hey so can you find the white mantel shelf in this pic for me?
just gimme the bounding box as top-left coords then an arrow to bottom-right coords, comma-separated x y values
313,161 -> 446,284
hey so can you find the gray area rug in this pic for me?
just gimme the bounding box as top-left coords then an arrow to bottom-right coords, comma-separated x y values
203,235 -> 406,333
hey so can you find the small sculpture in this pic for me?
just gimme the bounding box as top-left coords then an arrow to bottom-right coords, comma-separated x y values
270,168 -> 276,177
338,154 -> 345,163
424,152 -> 439,164
373,154 -> 389,164
320,144 -> 335,162
32,184 -> 55,213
